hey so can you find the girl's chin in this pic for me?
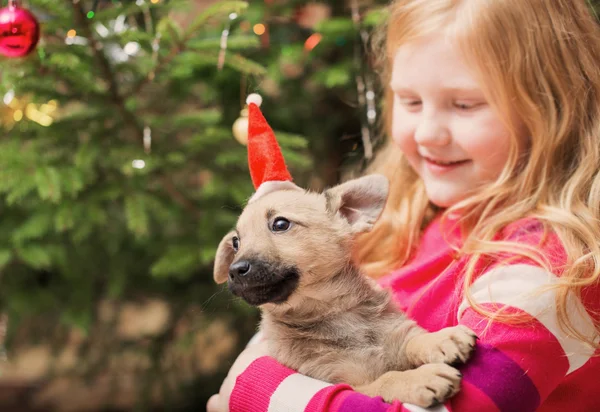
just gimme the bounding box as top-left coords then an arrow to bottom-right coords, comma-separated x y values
424,185 -> 469,208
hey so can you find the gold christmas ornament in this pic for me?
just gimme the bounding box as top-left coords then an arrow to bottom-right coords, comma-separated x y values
232,107 -> 249,145
1,91 -> 58,128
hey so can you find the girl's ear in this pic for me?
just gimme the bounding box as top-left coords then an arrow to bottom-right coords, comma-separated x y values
213,231 -> 237,284
324,174 -> 389,234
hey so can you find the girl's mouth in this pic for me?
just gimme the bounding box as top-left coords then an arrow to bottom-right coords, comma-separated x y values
423,157 -> 471,173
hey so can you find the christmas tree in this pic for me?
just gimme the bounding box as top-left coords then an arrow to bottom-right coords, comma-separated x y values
0,0 -> 386,410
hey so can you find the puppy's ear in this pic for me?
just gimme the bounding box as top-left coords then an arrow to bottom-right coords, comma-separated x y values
214,231 -> 237,284
324,174 -> 389,233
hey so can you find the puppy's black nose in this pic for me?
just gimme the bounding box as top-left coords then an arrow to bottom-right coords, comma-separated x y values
229,260 -> 251,279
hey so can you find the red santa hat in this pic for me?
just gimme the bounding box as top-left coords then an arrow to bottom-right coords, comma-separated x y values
246,93 -> 293,189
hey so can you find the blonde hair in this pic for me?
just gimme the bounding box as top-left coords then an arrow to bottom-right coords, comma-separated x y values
355,0 -> 600,348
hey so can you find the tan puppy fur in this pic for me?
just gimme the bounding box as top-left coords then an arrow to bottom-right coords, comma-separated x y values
214,175 -> 477,407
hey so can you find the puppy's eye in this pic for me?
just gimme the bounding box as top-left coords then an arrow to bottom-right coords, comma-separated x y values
272,217 -> 291,232
232,236 -> 240,251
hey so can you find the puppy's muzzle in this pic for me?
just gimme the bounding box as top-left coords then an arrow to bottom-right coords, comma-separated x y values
227,258 -> 299,306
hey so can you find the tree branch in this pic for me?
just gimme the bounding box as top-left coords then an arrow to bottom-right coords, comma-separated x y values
71,1 -> 202,218
159,176 -> 202,219
71,0 -> 143,141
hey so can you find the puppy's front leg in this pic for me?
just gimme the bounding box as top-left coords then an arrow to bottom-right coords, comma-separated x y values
354,363 -> 462,407
405,325 -> 478,367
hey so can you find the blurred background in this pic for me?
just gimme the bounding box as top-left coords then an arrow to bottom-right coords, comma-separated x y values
0,0 -> 389,410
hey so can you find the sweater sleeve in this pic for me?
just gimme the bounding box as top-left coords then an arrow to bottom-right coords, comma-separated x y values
229,355 -> 413,412
450,263 -> 597,411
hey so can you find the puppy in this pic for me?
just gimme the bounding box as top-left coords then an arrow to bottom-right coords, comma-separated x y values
213,175 -> 477,407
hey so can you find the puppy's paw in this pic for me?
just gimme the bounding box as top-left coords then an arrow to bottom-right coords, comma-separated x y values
408,325 -> 477,366
409,364 -> 462,407
430,325 -> 477,365
387,364 -> 461,407
354,364 -> 462,407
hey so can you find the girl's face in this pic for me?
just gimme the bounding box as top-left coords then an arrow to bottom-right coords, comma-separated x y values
390,34 -> 526,208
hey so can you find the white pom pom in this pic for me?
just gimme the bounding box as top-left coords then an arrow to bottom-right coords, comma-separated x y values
246,93 -> 263,107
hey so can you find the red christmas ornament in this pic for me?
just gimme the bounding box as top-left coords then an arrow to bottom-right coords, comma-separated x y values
0,2 -> 40,58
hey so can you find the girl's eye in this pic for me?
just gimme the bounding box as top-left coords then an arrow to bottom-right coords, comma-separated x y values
399,98 -> 422,108
454,101 -> 482,110
396,97 -> 422,113
272,217 -> 292,232
232,236 -> 240,251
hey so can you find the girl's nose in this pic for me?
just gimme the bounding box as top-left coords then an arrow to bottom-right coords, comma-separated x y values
414,112 -> 451,147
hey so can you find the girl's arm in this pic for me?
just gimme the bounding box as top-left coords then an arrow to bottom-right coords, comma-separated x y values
228,263 -> 597,412
231,355 -> 412,412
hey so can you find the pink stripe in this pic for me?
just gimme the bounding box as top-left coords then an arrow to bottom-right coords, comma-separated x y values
461,305 -> 569,399
460,341 -> 540,411
453,380 -> 501,412
305,384 -> 353,412
230,356 -> 295,412
337,391 -> 403,412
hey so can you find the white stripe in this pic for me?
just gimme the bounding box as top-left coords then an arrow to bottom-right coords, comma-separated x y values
457,264 -> 597,374
268,373 -> 331,412
404,403 -> 450,412
246,330 -> 264,347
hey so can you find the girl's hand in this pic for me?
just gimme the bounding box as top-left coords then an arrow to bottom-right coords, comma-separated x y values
206,340 -> 270,412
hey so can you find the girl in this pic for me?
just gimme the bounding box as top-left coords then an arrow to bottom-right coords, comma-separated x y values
208,0 -> 600,410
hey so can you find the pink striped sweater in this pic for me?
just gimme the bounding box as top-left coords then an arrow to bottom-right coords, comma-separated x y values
229,217 -> 600,412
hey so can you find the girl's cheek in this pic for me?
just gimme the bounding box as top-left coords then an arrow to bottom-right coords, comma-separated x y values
392,123 -> 416,153
391,110 -> 413,150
